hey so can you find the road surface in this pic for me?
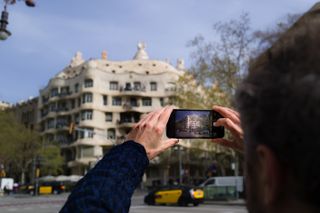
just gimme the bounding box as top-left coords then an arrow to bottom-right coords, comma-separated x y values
0,193 -> 247,213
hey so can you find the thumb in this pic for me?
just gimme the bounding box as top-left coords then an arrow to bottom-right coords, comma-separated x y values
158,139 -> 179,154
148,139 -> 179,160
160,139 -> 179,152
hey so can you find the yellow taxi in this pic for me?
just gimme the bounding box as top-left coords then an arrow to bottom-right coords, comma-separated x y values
144,185 -> 204,206
20,182 -> 65,195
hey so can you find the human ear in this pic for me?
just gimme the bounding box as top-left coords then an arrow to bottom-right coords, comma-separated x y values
256,144 -> 283,206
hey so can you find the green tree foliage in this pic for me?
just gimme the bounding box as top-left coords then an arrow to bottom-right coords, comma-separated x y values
171,13 -> 255,178
39,144 -> 64,176
0,111 -> 63,182
173,13 -> 300,177
0,111 -> 41,182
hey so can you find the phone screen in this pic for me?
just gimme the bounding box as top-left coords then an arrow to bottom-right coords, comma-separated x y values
166,109 -> 224,139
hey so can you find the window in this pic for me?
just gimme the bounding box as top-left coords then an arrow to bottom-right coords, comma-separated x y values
150,82 -> 157,91
71,99 -> 75,109
56,134 -> 68,144
133,82 -> 141,91
77,98 -> 81,107
50,88 -> 59,97
75,113 -> 80,124
120,112 -> 140,123
204,179 -> 215,186
56,116 -> 69,128
60,86 -> 70,96
74,83 -> 79,93
41,107 -> 49,117
47,118 -> 55,129
112,97 -> 122,106
84,79 -> 93,88
81,110 -> 93,120
105,112 -> 112,122
160,98 -> 164,107
124,83 -> 132,91
42,96 -> 49,104
85,128 -> 94,138
110,81 -> 119,90
57,101 -> 68,111
107,129 -> 116,139
49,102 -> 57,112
81,146 -> 94,157
82,93 -> 93,103
142,97 -> 152,106
130,97 -> 138,107
103,95 -> 108,105
80,128 -> 94,139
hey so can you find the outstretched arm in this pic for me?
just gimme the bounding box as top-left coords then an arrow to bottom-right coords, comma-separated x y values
60,106 -> 178,213
60,141 -> 149,213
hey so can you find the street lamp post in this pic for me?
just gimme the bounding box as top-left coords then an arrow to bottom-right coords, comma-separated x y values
0,0 -> 35,41
178,145 -> 182,184
174,145 -> 183,184
0,6 -> 11,40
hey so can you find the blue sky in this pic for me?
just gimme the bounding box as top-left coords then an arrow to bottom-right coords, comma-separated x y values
0,0 -> 318,103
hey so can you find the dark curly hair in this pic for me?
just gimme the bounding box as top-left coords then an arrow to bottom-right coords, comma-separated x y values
236,5 -> 320,207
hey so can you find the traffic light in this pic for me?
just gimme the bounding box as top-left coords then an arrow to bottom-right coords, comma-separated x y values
69,122 -> 75,134
0,170 -> 5,178
0,164 -> 5,177
35,168 -> 40,178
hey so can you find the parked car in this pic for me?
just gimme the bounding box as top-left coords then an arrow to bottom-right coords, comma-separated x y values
20,181 -> 65,195
144,185 -> 204,206
199,176 -> 244,199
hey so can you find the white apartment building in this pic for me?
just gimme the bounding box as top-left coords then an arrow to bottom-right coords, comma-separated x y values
38,43 -> 185,175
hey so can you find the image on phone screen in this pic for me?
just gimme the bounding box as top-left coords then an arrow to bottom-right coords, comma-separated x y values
166,109 -> 224,139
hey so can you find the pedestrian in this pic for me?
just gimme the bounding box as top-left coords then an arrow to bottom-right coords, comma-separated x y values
61,4 -> 320,213
3,184 -> 10,195
211,7 -> 320,213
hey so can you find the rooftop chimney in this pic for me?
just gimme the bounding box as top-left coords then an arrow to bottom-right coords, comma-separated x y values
101,50 -> 108,60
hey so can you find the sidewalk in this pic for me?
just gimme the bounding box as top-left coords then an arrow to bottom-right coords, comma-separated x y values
204,199 -> 246,206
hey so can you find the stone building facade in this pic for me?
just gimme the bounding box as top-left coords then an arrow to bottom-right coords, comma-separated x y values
10,97 -> 38,130
38,43 -> 185,175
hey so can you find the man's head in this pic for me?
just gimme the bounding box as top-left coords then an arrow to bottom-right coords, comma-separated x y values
236,6 -> 320,213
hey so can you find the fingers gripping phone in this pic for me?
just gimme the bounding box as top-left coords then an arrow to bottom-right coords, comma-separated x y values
166,109 -> 224,139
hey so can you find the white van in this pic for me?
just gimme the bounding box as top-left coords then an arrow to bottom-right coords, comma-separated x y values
199,176 -> 244,195
0,178 -> 14,191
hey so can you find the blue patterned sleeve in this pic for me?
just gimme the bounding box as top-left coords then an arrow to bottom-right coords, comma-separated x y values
59,140 -> 149,213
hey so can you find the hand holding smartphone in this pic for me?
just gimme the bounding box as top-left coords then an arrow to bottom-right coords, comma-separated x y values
166,109 -> 224,139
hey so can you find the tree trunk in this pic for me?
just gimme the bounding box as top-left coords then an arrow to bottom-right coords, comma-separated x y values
21,171 -> 25,184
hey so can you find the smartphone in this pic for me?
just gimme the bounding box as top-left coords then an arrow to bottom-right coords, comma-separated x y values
166,109 -> 224,139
